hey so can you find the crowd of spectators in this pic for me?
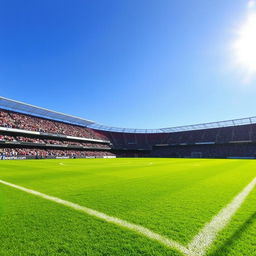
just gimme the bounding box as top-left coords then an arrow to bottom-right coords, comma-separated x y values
0,109 -> 107,140
0,135 -> 15,141
44,139 -> 110,148
0,134 -> 111,149
16,136 -> 45,144
0,148 -> 115,158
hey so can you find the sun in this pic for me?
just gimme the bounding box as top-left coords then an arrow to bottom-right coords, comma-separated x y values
233,12 -> 256,78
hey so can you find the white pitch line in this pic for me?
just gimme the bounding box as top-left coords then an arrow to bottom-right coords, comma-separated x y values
187,177 -> 256,256
0,177 -> 255,256
0,179 -> 189,255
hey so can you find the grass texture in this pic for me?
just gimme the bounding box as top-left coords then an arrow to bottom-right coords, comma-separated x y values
0,158 -> 256,256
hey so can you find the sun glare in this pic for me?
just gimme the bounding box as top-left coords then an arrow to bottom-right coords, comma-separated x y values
233,12 -> 256,80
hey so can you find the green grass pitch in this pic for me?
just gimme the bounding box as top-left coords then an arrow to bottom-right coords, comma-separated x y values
0,158 -> 256,256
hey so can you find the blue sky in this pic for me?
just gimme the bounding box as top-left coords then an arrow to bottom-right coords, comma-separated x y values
1,0 -> 256,129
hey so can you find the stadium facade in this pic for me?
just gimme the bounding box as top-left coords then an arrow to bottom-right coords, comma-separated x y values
1,96 -> 256,159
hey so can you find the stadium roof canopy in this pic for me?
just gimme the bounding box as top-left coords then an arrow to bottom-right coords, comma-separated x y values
1,96 -> 256,133
89,117 -> 256,133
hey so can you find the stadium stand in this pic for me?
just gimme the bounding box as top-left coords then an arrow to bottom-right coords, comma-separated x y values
1,96 -> 256,159
0,148 -> 115,160
96,124 -> 256,158
0,109 -> 107,140
0,98 -> 113,159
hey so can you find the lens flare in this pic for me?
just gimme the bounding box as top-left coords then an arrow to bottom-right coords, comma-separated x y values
233,12 -> 256,81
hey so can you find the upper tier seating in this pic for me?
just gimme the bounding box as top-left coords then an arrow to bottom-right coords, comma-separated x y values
0,109 -> 107,141
98,123 -> 255,150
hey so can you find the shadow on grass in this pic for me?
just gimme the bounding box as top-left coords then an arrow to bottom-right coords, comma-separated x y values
207,212 -> 256,256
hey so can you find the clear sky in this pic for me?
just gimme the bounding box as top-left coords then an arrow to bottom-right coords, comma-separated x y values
1,0 -> 256,129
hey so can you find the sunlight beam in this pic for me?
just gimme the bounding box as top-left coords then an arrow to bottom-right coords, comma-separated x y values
233,2 -> 256,82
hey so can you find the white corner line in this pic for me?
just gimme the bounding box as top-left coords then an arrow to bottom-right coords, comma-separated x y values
187,177 -> 256,256
0,177 -> 255,256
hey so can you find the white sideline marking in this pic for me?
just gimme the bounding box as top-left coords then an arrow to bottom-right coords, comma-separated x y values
187,177 -> 256,256
0,177 -> 255,256
0,179 -> 189,255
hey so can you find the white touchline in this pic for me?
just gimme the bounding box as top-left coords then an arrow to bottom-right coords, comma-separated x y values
0,177 -> 255,256
0,179 -> 189,255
